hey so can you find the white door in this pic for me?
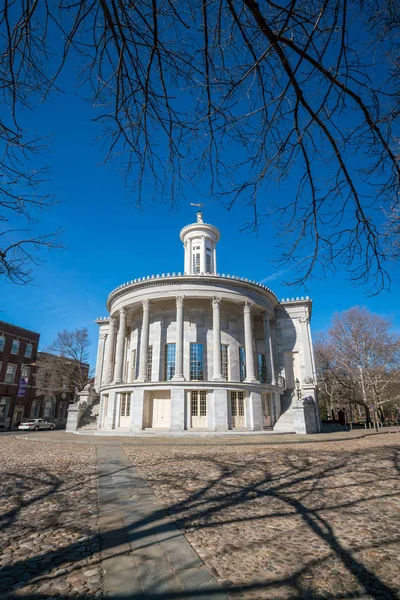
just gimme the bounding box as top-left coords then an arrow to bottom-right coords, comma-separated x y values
191,391 -> 207,428
231,391 -> 245,428
152,393 -> 171,428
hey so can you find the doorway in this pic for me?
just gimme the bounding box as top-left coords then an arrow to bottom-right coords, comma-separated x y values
151,391 -> 171,428
190,390 -> 207,428
230,391 -> 245,428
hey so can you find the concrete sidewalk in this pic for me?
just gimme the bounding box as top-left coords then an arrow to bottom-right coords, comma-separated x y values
97,445 -> 227,598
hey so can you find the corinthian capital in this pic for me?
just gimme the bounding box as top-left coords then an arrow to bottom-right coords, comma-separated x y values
120,308 -> 127,317
212,296 -> 222,309
244,301 -> 254,314
176,295 -> 185,308
142,299 -> 151,310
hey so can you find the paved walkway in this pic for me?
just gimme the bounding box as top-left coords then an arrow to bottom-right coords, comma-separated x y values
97,445 -> 227,599
6,426 -> 400,446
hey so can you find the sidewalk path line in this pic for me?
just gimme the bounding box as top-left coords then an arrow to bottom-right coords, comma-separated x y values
97,445 -> 227,599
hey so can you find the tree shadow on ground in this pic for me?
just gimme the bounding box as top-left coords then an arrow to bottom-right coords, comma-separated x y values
1,442 -> 400,599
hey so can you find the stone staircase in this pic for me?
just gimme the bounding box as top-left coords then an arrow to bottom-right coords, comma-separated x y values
273,390 -> 295,433
78,397 -> 100,431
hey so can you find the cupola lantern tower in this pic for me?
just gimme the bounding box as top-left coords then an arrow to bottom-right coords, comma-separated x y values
180,211 -> 221,275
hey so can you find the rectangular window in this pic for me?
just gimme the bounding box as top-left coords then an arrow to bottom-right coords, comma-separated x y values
5,363 -> 17,384
25,343 -> 33,358
231,391 -> 245,417
131,349 -> 137,381
190,343 -> 204,380
31,400 -> 41,418
258,354 -> 267,383
120,393 -> 131,417
0,336 -> 5,352
239,347 -> 246,382
221,344 -> 229,380
193,253 -> 200,274
164,343 -> 176,381
206,251 -> 212,273
11,340 -> 20,355
147,346 -> 153,380
21,365 -> 30,381
191,390 -> 207,416
0,397 -> 10,418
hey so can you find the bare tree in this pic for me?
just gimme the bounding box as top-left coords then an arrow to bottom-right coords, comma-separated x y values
316,306 -> 400,422
1,1 -> 400,291
35,328 -> 91,400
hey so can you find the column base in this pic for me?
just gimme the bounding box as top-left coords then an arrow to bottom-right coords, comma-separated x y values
213,375 -> 226,382
172,374 -> 185,382
244,377 -> 259,384
135,376 -> 149,383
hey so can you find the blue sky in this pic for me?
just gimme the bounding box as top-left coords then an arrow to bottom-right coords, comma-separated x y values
1,71 -> 399,368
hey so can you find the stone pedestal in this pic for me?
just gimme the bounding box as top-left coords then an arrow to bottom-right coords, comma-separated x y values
130,388 -> 145,432
66,390 -> 98,432
248,391 -> 263,431
66,404 -> 80,432
212,389 -> 229,431
170,388 -> 186,430
293,396 -> 319,434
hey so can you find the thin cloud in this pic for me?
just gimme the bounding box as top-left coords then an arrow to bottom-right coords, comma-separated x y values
260,269 -> 290,284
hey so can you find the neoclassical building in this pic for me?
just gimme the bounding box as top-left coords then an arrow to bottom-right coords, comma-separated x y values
69,212 -> 320,434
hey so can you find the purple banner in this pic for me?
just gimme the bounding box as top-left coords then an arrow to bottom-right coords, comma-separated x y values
17,376 -> 28,397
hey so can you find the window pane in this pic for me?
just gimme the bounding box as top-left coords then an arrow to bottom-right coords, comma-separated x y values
25,344 -> 32,358
231,391 -> 237,416
11,340 -> 20,355
191,391 -> 198,416
238,392 -> 245,416
21,366 -> 30,379
190,343 -> 204,380
239,348 -> 246,381
147,346 -> 153,380
5,363 -> 17,383
221,345 -> 229,380
206,251 -> 212,273
258,354 -> 267,383
200,391 -> 207,416
193,253 -> 200,274
0,337 -> 5,352
164,343 -> 176,381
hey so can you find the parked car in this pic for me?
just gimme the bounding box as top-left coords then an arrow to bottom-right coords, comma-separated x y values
18,419 -> 55,431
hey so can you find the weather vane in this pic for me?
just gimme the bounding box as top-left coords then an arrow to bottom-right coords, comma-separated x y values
190,203 -> 204,208
190,202 -> 204,223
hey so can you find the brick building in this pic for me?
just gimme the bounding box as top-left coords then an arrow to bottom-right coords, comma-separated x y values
0,321 -> 40,428
0,320 -> 90,429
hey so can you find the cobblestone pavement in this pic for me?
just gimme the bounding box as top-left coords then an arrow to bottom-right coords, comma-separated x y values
125,434 -> 400,600
0,438 -> 102,599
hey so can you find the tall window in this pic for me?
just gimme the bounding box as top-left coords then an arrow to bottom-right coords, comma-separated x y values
193,245 -> 200,273
120,393 -> 131,417
0,397 -> 10,418
30,399 -> 41,418
164,343 -> 176,380
147,346 -> 153,380
190,343 -> 204,380
206,249 -> 212,273
25,343 -> 33,358
191,391 -> 207,417
11,340 -> 20,355
21,365 -> 30,381
258,354 -> 267,383
221,344 -> 229,380
0,336 -> 5,352
239,347 -> 246,382
231,391 -> 245,417
130,349 -> 137,381
5,363 -> 17,384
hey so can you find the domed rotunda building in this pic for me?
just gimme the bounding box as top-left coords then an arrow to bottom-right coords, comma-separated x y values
69,211 -> 320,435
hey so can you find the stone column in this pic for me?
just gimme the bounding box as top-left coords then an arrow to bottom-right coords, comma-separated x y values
114,308 -> 127,383
213,244 -> 217,275
172,296 -> 185,381
137,299 -> 151,382
243,301 -> 258,383
200,235 -> 206,274
299,316 -> 314,380
95,331 -> 107,389
104,316 -> 116,384
212,297 -> 224,381
184,242 -> 189,274
263,312 -> 276,385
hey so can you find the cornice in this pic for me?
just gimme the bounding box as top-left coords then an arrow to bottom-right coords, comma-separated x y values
106,274 -> 280,311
